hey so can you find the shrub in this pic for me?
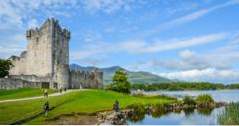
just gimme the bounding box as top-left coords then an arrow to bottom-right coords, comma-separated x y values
0,59 -> 13,77
218,102 -> 239,125
107,69 -> 131,94
196,94 -> 214,107
183,96 -> 196,105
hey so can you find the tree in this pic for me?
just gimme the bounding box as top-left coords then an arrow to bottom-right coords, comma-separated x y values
108,69 -> 131,93
0,59 -> 13,77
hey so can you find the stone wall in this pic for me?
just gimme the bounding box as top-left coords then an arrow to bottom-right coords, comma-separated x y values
9,75 -> 51,83
70,69 -> 103,89
0,78 -> 41,89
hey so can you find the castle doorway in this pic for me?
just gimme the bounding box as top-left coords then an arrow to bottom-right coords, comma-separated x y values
41,82 -> 50,89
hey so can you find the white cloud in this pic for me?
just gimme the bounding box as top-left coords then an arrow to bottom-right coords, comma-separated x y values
140,0 -> 239,38
27,19 -> 39,29
159,68 -> 239,84
179,49 -> 195,59
163,0 -> 238,28
120,32 -> 227,53
82,0 -> 134,14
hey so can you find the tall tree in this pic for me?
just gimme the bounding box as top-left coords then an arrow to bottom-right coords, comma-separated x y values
0,59 -> 13,77
109,69 -> 131,93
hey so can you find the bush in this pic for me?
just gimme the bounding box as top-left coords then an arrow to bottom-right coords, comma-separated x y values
218,102 -> 239,125
196,94 -> 214,107
107,69 -> 131,94
183,96 -> 196,105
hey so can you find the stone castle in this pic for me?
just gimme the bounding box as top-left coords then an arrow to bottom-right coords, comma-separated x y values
2,18 -> 103,89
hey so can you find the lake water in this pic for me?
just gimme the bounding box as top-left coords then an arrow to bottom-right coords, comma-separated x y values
143,89 -> 239,102
128,90 -> 239,125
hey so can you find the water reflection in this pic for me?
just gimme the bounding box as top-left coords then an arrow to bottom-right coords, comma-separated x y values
183,108 -> 194,116
128,90 -> 239,125
197,107 -> 213,116
127,107 -> 224,125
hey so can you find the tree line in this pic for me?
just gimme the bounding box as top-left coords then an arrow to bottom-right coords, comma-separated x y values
131,82 -> 239,91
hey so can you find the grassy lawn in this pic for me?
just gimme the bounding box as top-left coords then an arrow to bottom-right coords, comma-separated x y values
0,88 -> 55,100
0,89 -> 176,124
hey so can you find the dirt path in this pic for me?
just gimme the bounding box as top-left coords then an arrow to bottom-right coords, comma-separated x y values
0,89 -> 85,103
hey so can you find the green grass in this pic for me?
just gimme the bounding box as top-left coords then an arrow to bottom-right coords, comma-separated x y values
0,88 -> 55,100
0,89 -> 176,124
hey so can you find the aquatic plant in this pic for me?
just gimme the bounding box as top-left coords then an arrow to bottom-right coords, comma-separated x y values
218,102 -> 239,125
151,104 -> 169,118
196,94 -> 214,107
183,96 -> 196,105
126,104 -> 146,122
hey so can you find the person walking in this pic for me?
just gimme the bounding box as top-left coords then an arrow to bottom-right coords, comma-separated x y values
44,89 -> 48,98
43,101 -> 50,117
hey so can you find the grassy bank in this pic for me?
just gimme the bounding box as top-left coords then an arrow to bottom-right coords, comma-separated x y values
0,89 -> 176,124
0,88 -> 55,100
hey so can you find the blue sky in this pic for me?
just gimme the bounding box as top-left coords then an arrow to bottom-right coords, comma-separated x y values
0,0 -> 239,84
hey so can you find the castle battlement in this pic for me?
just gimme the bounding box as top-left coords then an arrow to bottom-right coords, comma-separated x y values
26,18 -> 70,41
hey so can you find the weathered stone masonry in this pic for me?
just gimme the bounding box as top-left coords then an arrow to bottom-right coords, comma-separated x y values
2,18 -> 103,89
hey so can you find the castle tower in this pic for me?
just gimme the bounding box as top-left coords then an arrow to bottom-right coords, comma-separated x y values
25,18 -> 70,89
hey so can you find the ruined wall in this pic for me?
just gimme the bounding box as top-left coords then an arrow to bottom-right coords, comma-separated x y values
9,75 -> 51,83
9,52 -> 27,75
70,69 -> 103,89
0,78 -> 41,89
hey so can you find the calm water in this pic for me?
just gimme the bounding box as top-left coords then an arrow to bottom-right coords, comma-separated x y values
144,89 -> 239,102
128,90 -> 239,125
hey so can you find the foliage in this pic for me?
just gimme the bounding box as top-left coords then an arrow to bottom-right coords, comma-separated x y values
0,59 -> 13,77
226,84 -> 239,89
106,69 -> 131,93
183,96 -> 196,105
0,89 -> 175,124
195,94 -> 214,107
131,82 -> 227,91
218,102 -> 239,125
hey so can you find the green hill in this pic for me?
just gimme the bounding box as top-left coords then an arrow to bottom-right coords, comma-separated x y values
70,64 -> 172,84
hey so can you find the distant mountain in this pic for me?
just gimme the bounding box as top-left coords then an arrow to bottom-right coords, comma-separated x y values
70,64 -> 173,84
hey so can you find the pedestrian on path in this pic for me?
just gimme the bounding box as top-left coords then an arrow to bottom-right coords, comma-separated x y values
44,89 -> 48,98
43,101 -> 50,117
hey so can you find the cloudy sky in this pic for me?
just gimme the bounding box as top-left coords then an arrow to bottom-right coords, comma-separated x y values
0,0 -> 239,84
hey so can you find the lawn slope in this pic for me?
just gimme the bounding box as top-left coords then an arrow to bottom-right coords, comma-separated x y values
0,88 -> 55,100
0,89 -> 176,124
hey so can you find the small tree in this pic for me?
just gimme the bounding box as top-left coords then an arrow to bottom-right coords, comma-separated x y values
108,69 -> 131,93
0,59 -> 13,78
